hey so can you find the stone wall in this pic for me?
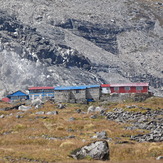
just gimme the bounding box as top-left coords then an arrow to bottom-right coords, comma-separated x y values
55,89 -> 151,103
55,90 -> 70,103
55,87 -> 101,103
71,89 -> 85,99
100,93 -> 151,102
55,89 -> 86,103
86,87 -> 101,101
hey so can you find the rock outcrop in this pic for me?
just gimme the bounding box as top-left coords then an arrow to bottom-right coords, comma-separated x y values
70,140 -> 109,160
104,107 -> 163,142
0,0 -> 163,96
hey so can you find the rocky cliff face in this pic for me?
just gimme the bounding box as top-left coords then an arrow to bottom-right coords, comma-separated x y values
0,0 -> 163,96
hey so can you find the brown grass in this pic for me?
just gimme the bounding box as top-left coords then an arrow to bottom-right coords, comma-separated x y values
0,97 -> 163,162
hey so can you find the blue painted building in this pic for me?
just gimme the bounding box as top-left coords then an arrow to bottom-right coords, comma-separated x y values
28,87 -> 54,100
7,90 -> 29,101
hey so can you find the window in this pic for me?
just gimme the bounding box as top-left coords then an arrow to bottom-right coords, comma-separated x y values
30,89 -> 42,93
125,86 -> 130,91
136,86 -> 143,90
44,89 -> 54,93
76,90 -> 80,93
114,87 -> 119,91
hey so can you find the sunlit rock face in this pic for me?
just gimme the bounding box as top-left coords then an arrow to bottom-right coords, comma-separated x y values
0,0 -> 163,96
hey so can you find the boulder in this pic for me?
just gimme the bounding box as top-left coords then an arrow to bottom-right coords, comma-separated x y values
46,111 -> 58,115
87,106 -> 104,114
31,99 -> 43,107
76,109 -> 81,113
69,117 -> 76,121
35,104 -> 43,109
90,115 -> 97,119
16,115 -> 23,118
95,106 -> 103,112
70,140 -> 109,160
35,111 -> 45,115
18,105 -> 31,111
0,114 -> 5,118
92,131 -> 108,139
57,103 -> 65,109
87,106 -> 95,113
156,156 -> 163,160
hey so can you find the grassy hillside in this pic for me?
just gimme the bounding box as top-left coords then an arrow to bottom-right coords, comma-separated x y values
0,97 -> 163,163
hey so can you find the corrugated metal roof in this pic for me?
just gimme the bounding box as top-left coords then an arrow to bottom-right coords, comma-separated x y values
1,97 -> 10,103
55,85 -> 100,91
55,86 -> 72,91
101,84 -> 110,87
28,87 -> 54,90
71,86 -> 87,89
110,83 -> 149,87
7,91 -> 28,97
85,85 -> 100,88
55,85 -> 87,91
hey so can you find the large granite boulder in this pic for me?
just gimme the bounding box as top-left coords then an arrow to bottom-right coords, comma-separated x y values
18,105 -> 31,111
70,140 -> 109,160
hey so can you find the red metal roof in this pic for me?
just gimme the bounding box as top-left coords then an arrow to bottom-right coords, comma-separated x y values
1,97 -> 10,103
101,84 -> 110,87
110,83 -> 149,87
28,87 -> 54,90
101,83 -> 149,87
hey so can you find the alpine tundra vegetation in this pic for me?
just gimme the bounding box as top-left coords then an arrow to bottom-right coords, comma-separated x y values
0,97 -> 163,162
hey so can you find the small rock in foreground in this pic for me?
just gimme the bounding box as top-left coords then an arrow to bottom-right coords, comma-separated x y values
156,156 -> 163,160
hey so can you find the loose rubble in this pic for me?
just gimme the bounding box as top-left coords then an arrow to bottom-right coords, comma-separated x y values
104,107 -> 163,142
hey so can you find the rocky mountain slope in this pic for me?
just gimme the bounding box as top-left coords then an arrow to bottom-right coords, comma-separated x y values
0,0 -> 163,96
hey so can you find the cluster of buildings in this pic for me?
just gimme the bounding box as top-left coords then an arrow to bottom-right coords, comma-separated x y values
1,83 -> 150,103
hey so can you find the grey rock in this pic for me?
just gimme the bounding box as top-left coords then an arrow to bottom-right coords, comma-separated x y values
105,108 -> 163,142
100,110 -> 106,116
31,99 -> 43,107
18,105 -> 31,111
76,109 -> 81,113
156,156 -> 163,160
87,106 -> 95,114
87,106 -> 103,113
95,106 -> 104,112
35,111 -> 45,115
115,141 -> 134,144
90,115 -> 97,119
67,135 -> 76,139
35,104 -> 43,109
69,117 -> 76,121
46,111 -> 58,115
67,129 -> 74,132
0,104 -> 23,111
35,116 -> 47,119
16,115 -> 23,118
70,140 -> 109,160
57,104 -> 65,109
126,105 -> 137,109
92,131 -> 108,139
0,114 -> 5,118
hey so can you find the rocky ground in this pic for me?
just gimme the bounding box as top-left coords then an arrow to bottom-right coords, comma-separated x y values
0,96 -> 163,162
0,0 -> 163,96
